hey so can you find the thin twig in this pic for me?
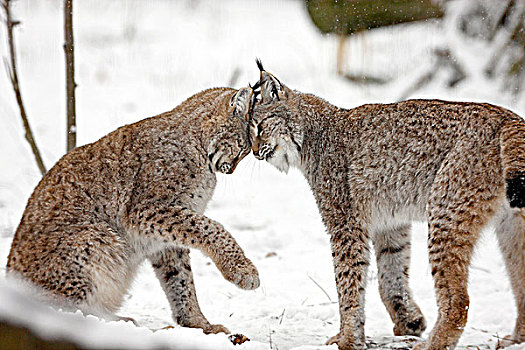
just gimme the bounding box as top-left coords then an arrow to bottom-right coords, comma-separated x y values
64,0 -> 76,152
2,0 -> 47,175
278,308 -> 285,325
470,326 -> 490,334
492,332 -> 519,341
307,273 -> 332,303
268,326 -> 273,349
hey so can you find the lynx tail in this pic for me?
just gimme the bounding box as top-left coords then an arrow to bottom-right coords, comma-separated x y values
500,114 -> 525,208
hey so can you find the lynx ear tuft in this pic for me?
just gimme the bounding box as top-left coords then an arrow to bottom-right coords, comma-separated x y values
254,60 -> 288,104
255,58 -> 265,72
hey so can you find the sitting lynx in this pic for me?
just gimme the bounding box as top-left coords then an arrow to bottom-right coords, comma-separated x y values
7,86 -> 260,334
250,61 -> 525,350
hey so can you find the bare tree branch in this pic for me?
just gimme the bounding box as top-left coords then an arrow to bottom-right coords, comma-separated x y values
2,0 -> 47,175
64,0 -> 76,152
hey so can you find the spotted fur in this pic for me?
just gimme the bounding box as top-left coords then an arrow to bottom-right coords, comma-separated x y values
7,87 -> 259,334
250,64 -> 525,350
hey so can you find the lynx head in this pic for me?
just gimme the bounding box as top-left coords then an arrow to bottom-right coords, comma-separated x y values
208,86 -> 258,174
249,60 -> 302,173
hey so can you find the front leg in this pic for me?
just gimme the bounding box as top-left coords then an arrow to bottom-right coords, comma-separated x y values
126,205 -> 259,290
150,248 -> 229,334
326,222 -> 370,350
312,157 -> 371,350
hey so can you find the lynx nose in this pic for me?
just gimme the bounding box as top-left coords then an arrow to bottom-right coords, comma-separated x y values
253,149 -> 263,160
252,143 -> 261,159
253,151 -> 266,161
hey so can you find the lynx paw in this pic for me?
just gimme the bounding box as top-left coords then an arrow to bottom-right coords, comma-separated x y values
229,261 -> 260,290
326,332 -> 364,350
179,316 -> 230,335
326,333 -> 341,346
220,257 -> 260,290
202,323 -> 230,335
394,314 -> 426,337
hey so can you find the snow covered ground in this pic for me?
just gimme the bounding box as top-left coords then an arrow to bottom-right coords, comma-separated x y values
0,0 -> 523,349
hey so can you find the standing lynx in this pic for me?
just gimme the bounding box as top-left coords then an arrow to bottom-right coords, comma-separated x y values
7,86 -> 260,334
250,61 -> 525,350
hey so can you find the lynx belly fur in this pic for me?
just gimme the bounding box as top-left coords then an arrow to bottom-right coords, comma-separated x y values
250,61 -> 525,350
7,86 -> 260,334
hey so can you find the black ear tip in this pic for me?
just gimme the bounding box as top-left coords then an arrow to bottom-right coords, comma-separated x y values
252,80 -> 261,90
255,58 -> 264,72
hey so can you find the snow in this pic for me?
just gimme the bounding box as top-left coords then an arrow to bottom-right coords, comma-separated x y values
0,0 -> 523,349
0,279 -> 234,349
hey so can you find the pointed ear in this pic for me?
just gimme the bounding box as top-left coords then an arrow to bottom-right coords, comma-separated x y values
230,87 -> 254,123
255,59 -> 289,104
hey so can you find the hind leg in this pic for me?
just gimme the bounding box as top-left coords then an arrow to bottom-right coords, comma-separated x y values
415,139 -> 504,350
373,224 -> 426,336
8,219 -> 135,320
150,248 -> 229,334
494,206 -> 525,345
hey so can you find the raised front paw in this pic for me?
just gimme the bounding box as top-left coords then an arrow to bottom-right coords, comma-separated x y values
326,332 -> 364,350
223,258 -> 260,290
231,260 -> 260,290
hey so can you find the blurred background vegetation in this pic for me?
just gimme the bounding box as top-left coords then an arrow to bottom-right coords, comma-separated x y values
305,0 -> 525,95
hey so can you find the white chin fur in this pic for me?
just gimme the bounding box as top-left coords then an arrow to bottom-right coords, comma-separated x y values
268,153 -> 289,173
267,141 -> 300,174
